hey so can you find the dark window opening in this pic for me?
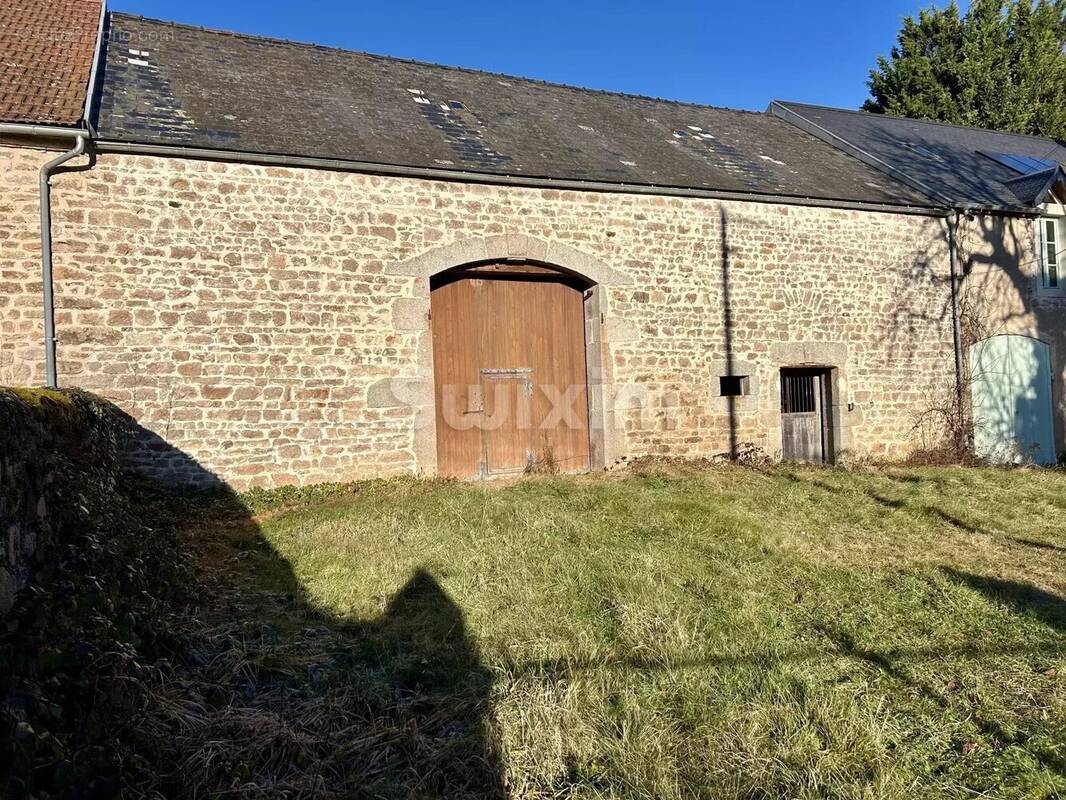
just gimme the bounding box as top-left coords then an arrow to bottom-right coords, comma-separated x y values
719,375 -> 749,397
781,371 -> 817,413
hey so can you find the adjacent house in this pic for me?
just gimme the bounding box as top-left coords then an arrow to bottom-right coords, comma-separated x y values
772,102 -> 1066,465
1,1 -> 1062,487
0,0 -> 101,127
1,0 -> 102,386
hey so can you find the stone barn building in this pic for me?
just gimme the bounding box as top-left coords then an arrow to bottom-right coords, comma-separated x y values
2,2 -> 1063,487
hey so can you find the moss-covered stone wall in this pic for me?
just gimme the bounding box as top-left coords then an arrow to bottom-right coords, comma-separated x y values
0,388 -> 122,614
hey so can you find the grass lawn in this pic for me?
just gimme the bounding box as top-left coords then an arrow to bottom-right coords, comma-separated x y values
176,463 -> 1066,799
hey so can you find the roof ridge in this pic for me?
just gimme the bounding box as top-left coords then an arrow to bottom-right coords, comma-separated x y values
109,11 -> 770,117
776,100 -> 1063,146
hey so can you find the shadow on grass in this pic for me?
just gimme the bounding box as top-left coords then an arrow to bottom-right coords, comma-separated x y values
163,482 -> 507,799
1011,538 -> 1066,555
817,620 -> 1066,779
3,403 -> 506,799
11,410 -> 1065,797
782,468 -> 1066,554
184,484 -> 1066,796
942,567 -> 1066,635
776,468 -> 991,535
803,559 -> 1066,778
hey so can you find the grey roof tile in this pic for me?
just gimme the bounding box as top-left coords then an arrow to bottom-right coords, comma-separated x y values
94,13 -> 935,208
773,102 -> 1066,210
1002,167 -> 1066,206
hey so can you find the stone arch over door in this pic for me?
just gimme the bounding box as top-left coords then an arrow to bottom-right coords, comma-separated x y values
376,236 -> 634,476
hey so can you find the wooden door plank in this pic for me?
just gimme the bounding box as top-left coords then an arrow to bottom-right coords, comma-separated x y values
432,267 -> 591,478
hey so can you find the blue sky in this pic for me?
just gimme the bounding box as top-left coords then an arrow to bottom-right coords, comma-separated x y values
109,0 -> 957,112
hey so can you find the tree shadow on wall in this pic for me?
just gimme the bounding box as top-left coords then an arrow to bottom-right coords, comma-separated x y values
861,126 -> 1040,349
7,403 -> 507,799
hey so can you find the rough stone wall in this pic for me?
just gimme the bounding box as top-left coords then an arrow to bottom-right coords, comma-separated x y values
0,144 -> 50,387
0,389 -> 122,615
3,148 -> 961,487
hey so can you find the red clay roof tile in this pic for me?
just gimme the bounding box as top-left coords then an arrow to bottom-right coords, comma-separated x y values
0,0 -> 101,125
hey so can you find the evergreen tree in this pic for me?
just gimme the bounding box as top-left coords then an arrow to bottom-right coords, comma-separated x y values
865,0 -> 1066,139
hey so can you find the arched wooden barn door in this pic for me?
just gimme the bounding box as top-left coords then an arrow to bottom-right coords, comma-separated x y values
970,334 -> 1056,464
430,264 -> 591,478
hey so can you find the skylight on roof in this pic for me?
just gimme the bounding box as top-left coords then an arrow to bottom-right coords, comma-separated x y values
982,151 -> 1060,175
903,141 -> 942,160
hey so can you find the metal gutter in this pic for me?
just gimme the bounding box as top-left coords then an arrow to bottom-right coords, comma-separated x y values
40,136 -> 90,389
0,123 -> 89,140
7,3 -> 104,389
94,139 -> 948,218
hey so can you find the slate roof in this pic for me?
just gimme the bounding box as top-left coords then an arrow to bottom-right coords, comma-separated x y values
1002,167 -> 1066,206
0,0 -> 101,125
93,13 -> 935,209
771,102 -> 1066,211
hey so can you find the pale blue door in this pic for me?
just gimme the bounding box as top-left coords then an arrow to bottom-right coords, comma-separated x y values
971,335 -> 1056,464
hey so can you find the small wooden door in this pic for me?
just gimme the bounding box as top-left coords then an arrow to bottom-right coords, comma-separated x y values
971,335 -> 1056,464
480,369 -> 534,475
780,368 -> 831,463
431,267 -> 591,478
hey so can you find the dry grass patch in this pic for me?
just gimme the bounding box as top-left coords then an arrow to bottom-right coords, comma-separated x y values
126,465 -> 1066,797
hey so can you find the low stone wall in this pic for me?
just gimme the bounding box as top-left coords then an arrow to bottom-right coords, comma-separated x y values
0,388 -> 122,614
